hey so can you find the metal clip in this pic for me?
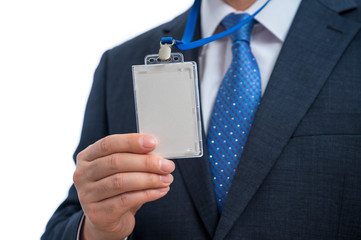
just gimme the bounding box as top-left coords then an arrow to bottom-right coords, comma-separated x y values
158,40 -> 175,61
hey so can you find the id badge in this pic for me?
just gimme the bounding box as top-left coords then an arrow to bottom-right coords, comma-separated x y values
132,53 -> 203,159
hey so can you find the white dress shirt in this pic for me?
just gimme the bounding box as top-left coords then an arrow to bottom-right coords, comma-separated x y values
199,0 -> 302,131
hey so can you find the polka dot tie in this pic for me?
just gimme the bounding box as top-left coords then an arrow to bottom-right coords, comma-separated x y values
207,13 -> 261,212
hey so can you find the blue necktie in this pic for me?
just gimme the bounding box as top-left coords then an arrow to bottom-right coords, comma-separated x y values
207,13 -> 261,212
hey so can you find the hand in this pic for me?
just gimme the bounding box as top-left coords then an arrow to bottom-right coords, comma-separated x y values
73,134 -> 175,240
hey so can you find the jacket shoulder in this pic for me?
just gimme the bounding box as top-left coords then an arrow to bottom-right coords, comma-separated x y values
107,10 -> 189,63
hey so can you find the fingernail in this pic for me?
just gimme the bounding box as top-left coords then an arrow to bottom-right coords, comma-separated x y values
160,174 -> 173,184
140,135 -> 157,149
160,159 -> 175,173
157,187 -> 170,193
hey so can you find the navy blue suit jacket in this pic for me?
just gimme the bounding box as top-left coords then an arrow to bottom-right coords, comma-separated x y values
42,0 -> 361,239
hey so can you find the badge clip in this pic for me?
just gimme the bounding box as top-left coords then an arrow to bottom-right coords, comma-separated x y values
158,39 -> 175,61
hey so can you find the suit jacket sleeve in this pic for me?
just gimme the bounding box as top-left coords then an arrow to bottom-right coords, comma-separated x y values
41,51 -> 111,240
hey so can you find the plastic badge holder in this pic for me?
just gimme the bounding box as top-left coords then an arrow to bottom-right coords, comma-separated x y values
132,53 -> 203,159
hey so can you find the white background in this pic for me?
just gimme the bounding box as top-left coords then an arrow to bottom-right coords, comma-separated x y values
0,1 -> 192,239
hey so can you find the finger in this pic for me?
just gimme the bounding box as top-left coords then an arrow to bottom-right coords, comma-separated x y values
130,205 -> 142,215
79,134 -> 157,162
85,172 -> 173,202
86,153 -> 175,181
85,187 -> 170,228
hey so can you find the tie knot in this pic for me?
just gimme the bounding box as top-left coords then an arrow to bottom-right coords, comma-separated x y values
221,13 -> 254,43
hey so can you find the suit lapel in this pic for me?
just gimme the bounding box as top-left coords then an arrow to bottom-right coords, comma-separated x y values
214,0 -> 361,239
161,11 -> 220,238
176,136 -> 220,238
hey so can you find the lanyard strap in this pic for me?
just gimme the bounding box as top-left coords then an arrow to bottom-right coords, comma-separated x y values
161,0 -> 271,51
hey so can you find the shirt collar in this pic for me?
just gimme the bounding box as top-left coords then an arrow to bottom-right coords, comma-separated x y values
201,0 -> 302,42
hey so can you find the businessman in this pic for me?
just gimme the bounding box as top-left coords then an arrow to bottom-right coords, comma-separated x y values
42,0 -> 361,239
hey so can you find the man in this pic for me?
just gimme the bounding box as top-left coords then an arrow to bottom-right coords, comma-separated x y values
42,0 -> 361,239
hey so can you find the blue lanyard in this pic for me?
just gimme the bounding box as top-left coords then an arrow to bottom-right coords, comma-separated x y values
161,0 -> 271,50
